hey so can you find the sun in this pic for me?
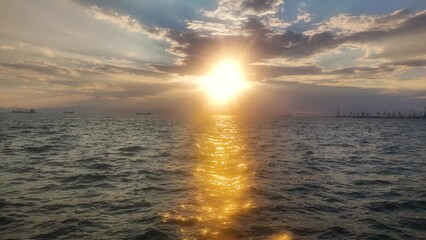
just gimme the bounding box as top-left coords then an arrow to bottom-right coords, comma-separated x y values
202,59 -> 249,104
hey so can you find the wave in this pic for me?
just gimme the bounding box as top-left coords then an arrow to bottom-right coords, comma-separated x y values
353,179 -> 392,186
33,218 -> 98,239
368,200 -> 426,212
398,217 -> 426,231
106,199 -> 153,214
318,226 -> 353,239
132,228 -> 170,240
0,216 -> 14,226
118,145 -> 146,152
76,156 -> 104,163
60,174 -> 109,184
359,218 -> 400,232
87,163 -> 113,170
1,115 -> 425,239
23,145 -> 55,153
380,145 -> 403,154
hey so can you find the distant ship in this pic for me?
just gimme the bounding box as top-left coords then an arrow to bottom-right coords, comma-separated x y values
63,111 -> 74,114
12,108 -> 36,113
136,112 -> 151,115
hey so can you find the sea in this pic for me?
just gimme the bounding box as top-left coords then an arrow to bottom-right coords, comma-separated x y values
0,113 -> 425,240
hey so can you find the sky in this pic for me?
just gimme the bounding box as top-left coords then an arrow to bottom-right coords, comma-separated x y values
0,0 -> 425,115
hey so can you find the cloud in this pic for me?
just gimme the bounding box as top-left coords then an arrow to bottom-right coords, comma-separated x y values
248,64 -> 399,81
89,5 -> 166,39
18,41 -> 28,47
47,79 -> 87,87
152,32 -> 260,75
1,61 -> 79,77
205,0 -> 284,20
151,9 -> 426,84
2,0 -> 425,111
344,11 -> 426,42
185,20 -> 242,37
186,0 -> 288,36
38,47 -> 55,57
91,81 -> 193,99
0,42 -> 54,56
387,59 -> 426,67
262,16 -> 291,30
83,63 -> 167,78
124,51 -> 137,57
11,41 -> 57,58
152,22 -> 341,76
192,0 -> 289,36
306,9 -> 421,36
241,0 -> 284,15
0,46 -> 14,50
295,9 -> 312,23
342,11 -> 426,62
328,66 -> 394,76
90,5 -> 143,32
0,59 -> 168,87
248,65 -> 323,79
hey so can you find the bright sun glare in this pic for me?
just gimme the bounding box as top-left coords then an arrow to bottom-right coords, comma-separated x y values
202,59 -> 249,103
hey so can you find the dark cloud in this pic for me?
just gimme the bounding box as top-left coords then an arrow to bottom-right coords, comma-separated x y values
242,18 -> 341,59
249,65 -> 396,80
329,66 -> 394,75
248,65 -> 323,79
152,18 -> 338,75
152,22 -> 340,76
152,10 -> 426,81
387,59 -> 426,67
243,17 -> 272,36
345,12 -> 426,43
153,30 -> 258,75
265,31 -> 338,58
398,11 -> 426,33
343,12 -> 426,61
241,0 -> 283,14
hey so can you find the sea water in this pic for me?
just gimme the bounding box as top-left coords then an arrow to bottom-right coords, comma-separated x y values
0,113 -> 425,239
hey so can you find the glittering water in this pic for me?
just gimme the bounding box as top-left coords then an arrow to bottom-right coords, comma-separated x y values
0,113 -> 425,239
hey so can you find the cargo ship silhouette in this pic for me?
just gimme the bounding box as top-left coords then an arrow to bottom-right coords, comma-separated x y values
12,108 -> 36,113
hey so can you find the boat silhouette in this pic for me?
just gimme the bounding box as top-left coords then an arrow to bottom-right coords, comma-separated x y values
136,112 -> 151,115
12,108 -> 36,113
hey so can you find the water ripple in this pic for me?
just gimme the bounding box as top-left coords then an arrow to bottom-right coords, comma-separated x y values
0,114 -> 425,239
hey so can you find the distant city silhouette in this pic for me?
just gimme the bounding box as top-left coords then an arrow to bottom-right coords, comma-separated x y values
336,107 -> 426,119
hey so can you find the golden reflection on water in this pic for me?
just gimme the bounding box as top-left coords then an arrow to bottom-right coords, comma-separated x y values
269,233 -> 293,240
192,115 -> 253,238
162,115 -> 253,239
161,115 -> 292,240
